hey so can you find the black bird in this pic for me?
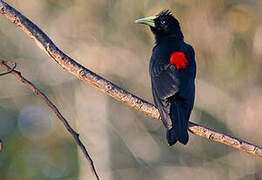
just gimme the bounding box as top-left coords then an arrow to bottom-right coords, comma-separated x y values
136,10 -> 196,145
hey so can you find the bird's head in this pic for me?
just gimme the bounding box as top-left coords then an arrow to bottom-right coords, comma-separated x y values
135,10 -> 183,42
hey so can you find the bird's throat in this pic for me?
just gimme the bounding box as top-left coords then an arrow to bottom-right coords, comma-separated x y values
154,31 -> 184,44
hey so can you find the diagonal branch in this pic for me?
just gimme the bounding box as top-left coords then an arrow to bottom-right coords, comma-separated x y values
0,0 -> 261,158
0,61 -> 16,76
0,60 -> 100,180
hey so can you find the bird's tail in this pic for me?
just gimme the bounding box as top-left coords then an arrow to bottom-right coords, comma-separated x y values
166,100 -> 189,145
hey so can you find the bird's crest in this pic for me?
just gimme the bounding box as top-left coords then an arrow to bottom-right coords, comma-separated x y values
157,10 -> 173,18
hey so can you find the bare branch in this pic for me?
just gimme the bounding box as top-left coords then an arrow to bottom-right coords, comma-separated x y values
0,60 -> 100,180
0,61 -> 16,76
0,0 -> 261,158
0,140 -> 2,152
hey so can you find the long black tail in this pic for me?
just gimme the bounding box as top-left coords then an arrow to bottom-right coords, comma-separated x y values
166,100 -> 189,145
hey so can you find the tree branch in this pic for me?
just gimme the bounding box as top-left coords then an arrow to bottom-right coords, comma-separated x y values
0,61 -> 16,76
0,140 -> 2,152
0,60 -> 100,180
0,0 -> 261,158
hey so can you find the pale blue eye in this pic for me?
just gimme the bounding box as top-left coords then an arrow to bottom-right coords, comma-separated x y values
160,20 -> 166,24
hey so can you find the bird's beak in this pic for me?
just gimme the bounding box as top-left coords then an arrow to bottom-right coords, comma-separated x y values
135,16 -> 157,27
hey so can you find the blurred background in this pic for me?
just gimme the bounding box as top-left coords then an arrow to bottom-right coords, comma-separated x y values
0,0 -> 262,179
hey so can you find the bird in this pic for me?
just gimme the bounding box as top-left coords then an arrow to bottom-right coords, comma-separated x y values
135,10 -> 196,146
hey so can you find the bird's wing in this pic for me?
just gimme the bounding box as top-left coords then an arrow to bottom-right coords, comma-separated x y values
152,81 -> 173,129
151,44 -> 195,101
150,44 -> 195,129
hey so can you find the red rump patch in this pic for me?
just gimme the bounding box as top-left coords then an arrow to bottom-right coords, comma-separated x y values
170,52 -> 188,70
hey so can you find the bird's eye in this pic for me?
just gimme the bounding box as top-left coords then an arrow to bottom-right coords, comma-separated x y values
160,19 -> 166,25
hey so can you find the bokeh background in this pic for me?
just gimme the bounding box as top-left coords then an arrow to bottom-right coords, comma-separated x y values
0,0 -> 262,179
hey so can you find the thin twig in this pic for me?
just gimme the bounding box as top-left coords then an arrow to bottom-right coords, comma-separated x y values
0,0 -> 261,158
0,140 -> 2,152
0,60 -> 100,180
0,61 -> 16,76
